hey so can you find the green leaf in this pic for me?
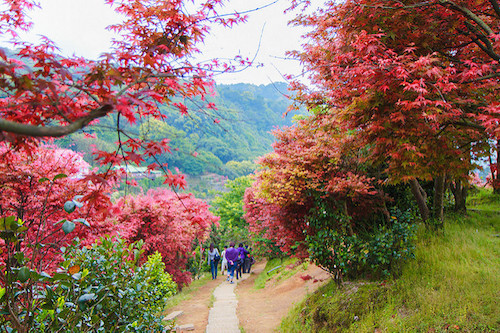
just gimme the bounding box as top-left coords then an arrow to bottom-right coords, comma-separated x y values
14,252 -> 24,265
62,221 -> 75,234
38,177 -> 50,183
73,218 -> 90,227
78,293 -> 96,303
0,216 -> 16,231
0,287 -> 5,300
53,173 -> 68,181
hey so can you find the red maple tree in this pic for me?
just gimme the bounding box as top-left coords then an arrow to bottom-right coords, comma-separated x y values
108,188 -> 219,286
244,114 -> 386,256
289,0 -> 500,216
0,143 -> 113,273
0,0 -> 248,191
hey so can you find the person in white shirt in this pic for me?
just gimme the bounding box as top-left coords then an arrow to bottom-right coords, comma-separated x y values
220,245 -> 228,276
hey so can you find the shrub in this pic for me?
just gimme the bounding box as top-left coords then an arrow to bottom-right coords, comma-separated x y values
1,236 -> 177,332
306,204 -> 416,281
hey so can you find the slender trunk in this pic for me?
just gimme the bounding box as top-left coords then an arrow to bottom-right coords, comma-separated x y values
450,179 -> 467,213
433,174 -> 446,224
493,140 -> 500,194
410,178 -> 429,221
374,167 -> 391,223
343,201 -> 354,236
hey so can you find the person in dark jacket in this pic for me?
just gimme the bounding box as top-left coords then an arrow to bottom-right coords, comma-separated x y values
236,243 -> 248,279
243,246 -> 252,273
207,243 -> 220,280
224,241 -> 239,284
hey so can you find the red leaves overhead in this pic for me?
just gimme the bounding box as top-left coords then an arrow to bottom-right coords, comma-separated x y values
0,0 -> 248,189
290,0 -> 499,182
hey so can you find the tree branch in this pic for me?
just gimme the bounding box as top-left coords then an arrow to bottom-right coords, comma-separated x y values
489,0 -> 500,18
440,0 -> 494,35
0,104 -> 113,138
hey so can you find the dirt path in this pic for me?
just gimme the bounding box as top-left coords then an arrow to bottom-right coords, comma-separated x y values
165,277 -> 221,332
166,261 -> 330,332
236,261 -> 330,333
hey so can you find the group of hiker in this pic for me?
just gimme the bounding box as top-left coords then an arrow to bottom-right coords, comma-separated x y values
207,242 -> 254,283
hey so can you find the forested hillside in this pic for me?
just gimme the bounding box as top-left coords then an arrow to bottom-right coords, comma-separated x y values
55,82 -> 303,180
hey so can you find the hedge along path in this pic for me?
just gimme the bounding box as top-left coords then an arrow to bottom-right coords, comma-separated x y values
205,273 -> 250,333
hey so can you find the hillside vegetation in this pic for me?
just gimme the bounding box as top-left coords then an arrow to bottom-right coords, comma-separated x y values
280,190 -> 500,332
56,82 -> 303,180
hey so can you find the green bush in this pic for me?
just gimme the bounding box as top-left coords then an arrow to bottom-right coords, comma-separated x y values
31,236 -> 177,332
306,204 -> 416,281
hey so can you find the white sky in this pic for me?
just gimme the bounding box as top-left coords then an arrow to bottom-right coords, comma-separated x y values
9,0 -> 321,85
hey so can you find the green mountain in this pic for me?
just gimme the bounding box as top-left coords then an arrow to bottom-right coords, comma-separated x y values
56,82 -> 306,180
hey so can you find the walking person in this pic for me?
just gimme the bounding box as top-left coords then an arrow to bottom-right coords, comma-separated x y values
236,243 -> 248,278
207,243 -> 220,280
243,248 -> 252,273
225,241 -> 239,284
220,245 -> 228,276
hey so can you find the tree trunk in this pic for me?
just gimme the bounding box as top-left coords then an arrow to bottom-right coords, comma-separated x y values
410,178 -> 429,221
433,174 -> 446,224
450,179 -> 467,213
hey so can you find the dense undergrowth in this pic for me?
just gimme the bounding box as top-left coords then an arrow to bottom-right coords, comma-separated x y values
279,190 -> 500,332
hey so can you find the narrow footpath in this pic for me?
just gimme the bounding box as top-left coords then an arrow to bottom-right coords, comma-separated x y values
205,274 -> 249,333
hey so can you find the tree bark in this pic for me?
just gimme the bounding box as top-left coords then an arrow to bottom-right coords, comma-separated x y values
410,178 -> 429,221
0,104 -> 113,138
450,179 -> 467,213
433,174 -> 446,224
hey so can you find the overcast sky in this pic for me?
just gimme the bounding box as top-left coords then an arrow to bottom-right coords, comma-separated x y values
10,0 -> 321,85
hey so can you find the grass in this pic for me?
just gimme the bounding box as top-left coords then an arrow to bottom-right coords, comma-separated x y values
253,257 -> 308,289
280,193 -> 500,332
162,272 -> 212,313
208,292 -> 215,309
467,188 -> 500,212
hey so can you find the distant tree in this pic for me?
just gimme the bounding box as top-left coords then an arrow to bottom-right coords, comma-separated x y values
210,176 -> 253,246
108,188 -> 219,286
224,160 -> 257,179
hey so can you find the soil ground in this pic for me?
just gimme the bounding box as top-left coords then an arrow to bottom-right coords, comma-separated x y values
165,277 -> 220,332
236,261 -> 330,333
167,260 -> 330,332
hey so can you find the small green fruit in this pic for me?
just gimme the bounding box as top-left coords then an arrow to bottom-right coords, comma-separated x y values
62,221 -> 75,234
63,201 -> 76,213
18,266 -> 30,283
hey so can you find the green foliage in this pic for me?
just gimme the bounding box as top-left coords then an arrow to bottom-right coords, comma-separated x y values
250,236 -> 288,259
55,83 -> 304,180
280,204 -> 500,332
467,187 -> 500,212
224,160 -> 257,180
10,237 -> 177,332
210,176 -> 253,246
306,201 -> 416,281
137,252 -> 177,314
